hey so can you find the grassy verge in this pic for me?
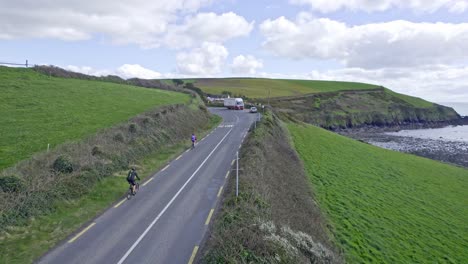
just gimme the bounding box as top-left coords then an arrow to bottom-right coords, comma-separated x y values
201,111 -> 341,263
0,114 -> 221,264
287,123 -> 468,263
0,66 -> 189,170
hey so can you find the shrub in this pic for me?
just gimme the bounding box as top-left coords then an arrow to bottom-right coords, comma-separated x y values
0,175 -> 25,192
129,123 -> 138,133
52,155 -> 74,173
113,132 -> 125,142
91,145 -> 103,156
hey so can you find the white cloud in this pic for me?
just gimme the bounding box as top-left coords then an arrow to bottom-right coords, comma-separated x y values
305,65 -> 468,103
176,42 -> 229,75
164,12 -> 254,49
65,65 -> 112,76
231,55 -> 263,75
0,0 -> 213,47
65,64 -> 161,79
116,64 -> 162,79
260,15 -> 468,69
290,0 -> 468,13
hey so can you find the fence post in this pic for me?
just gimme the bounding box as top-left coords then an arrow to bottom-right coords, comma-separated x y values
26,60 -> 28,67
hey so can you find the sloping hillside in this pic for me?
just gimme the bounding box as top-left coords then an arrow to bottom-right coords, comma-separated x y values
194,78 -> 379,98
269,88 -> 460,129
0,66 -> 190,169
288,122 -> 468,263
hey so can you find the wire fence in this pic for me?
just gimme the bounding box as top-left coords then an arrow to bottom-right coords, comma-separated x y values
0,60 -> 30,67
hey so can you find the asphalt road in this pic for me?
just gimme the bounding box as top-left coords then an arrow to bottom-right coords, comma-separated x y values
37,108 -> 257,264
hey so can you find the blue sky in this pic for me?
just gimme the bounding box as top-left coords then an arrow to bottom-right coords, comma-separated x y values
1,0 -> 468,102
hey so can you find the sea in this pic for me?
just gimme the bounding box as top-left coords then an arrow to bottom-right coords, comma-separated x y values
385,102 -> 468,142
386,126 -> 468,142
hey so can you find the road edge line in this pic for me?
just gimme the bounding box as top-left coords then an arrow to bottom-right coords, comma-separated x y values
68,223 -> 96,243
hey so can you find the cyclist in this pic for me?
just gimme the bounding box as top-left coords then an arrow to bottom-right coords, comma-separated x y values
191,133 -> 197,149
127,167 -> 140,195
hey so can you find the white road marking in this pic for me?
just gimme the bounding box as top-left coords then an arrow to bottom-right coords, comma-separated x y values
142,177 -> 154,186
114,198 -> 126,208
116,127 -> 234,264
68,223 -> 96,243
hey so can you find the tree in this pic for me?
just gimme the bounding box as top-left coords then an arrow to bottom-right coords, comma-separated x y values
172,79 -> 184,86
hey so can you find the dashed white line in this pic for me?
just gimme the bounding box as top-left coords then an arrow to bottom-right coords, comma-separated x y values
142,177 -> 154,186
161,165 -> 170,171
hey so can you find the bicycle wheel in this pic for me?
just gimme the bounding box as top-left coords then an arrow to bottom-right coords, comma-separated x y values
135,183 -> 140,194
127,187 -> 132,200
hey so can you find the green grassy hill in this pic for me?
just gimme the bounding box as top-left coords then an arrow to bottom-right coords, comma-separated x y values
191,78 -> 460,128
0,66 -> 190,169
288,122 -> 468,263
193,78 -> 379,98
272,88 -> 459,129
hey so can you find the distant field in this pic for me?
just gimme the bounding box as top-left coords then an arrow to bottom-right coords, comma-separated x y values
288,123 -> 468,263
193,78 -> 380,98
0,67 -> 190,169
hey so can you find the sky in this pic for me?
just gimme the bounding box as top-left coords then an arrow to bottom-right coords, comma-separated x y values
1,0 -> 468,103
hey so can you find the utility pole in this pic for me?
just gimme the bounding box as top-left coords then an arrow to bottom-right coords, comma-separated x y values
236,151 -> 239,197
267,88 -> 271,106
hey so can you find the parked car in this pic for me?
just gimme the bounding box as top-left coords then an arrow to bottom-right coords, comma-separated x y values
250,106 -> 258,113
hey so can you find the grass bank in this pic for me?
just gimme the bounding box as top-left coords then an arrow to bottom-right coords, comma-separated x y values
288,123 -> 468,263
0,66 -> 189,170
201,111 -> 342,263
0,106 -> 221,264
194,78 -> 379,98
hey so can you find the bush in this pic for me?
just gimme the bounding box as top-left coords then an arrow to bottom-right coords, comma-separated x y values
91,145 -> 103,156
0,175 -> 25,192
113,132 -> 125,142
129,123 -> 138,133
52,155 -> 74,173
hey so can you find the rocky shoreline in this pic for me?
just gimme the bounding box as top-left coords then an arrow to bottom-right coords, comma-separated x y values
339,126 -> 468,168
332,116 -> 468,132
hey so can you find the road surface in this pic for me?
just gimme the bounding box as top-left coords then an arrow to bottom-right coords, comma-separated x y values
38,108 -> 257,264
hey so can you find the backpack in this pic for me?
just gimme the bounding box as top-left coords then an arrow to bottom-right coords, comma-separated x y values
127,170 -> 135,181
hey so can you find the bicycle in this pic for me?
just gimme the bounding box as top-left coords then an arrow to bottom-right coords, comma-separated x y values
127,181 -> 140,200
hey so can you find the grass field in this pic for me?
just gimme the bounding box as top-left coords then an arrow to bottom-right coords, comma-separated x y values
288,123 -> 468,263
194,78 -> 379,98
0,66 -> 190,169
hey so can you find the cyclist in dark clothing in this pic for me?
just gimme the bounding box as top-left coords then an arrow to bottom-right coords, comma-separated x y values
127,167 -> 140,194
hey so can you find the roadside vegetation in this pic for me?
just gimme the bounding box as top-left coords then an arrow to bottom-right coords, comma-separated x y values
0,66 -> 190,170
288,122 -> 468,263
201,111 -> 342,263
194,78 -> 379,98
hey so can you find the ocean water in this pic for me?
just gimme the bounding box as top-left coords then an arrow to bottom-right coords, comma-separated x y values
386,125 -> 468,142
438,102 -> 468,116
